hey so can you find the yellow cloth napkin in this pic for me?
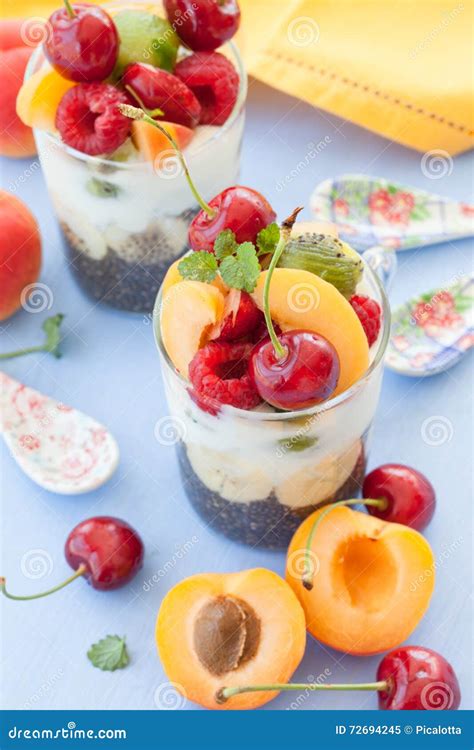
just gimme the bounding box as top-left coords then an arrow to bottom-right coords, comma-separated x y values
238,0 -> 474,154
4,0 -> 473,154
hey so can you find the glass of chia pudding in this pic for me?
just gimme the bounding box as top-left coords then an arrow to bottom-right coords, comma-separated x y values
22,1 -> 247,312
154,211 -> 390,549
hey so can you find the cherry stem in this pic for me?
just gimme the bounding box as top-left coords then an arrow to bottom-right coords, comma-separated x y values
0,564 -> 87,601
0,345 -> 47,360
63,0 -> 75,18
302,498 -> 389,590
216,680 -> 388,704
263,207 -> 303,360
124,86 -> 164,120
117,104 -> 215,219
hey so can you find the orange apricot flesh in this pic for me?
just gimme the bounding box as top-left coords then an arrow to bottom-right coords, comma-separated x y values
156,568 -> 306,710
286,506 -> 435,655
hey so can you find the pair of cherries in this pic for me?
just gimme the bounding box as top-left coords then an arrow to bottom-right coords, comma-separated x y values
45,0 -> 240,82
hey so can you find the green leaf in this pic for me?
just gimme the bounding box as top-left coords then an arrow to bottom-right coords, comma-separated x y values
387,184 -> 398,194
42,314 -> 64,358
178,252 -> 218,283
220,242 -> 261,293
278,435 -> 318,452
214,229 -> 237,259
87,635 -> 129,672
256,223 -> 280,256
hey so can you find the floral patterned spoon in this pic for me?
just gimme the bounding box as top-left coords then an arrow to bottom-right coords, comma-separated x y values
0,372 -> 119,494
310,174 -> 474,251
386,274 -> 473,377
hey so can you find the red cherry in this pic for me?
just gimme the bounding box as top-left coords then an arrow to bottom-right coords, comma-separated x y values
164,0 -> 241,51
189,186 -> 276,253
65,516 -> 144,591
377,646 -> 461,710
45,2 -> 118,82
363,463 -> 436,531
122,63 -> 202,129
249,330 -> 340,410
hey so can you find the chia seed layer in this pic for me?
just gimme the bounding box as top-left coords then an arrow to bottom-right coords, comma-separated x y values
60,208 -> 198,313
176,441 -> 366,549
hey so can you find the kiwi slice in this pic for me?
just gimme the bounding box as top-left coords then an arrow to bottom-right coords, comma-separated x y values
278,233 -> 363,298
113,10 -> 180,77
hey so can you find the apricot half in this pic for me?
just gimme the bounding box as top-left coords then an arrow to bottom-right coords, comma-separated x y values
252,268 -> 369,397
286,506 -> 435,655
156,568 -> 306,709
160,280 -> 225,377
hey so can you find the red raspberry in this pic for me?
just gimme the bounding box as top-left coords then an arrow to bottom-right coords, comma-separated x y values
217,292 -> 263,342
122,63 -> 201,129
175,52 -> 239,125
55,83 -> 131,156
189,341 -> 261,411
350,295 -> 382,346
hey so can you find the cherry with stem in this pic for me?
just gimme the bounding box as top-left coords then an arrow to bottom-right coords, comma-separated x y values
216,645 -> 461,710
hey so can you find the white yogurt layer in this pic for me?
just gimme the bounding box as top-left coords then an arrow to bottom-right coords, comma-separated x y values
35,115 -> 244,259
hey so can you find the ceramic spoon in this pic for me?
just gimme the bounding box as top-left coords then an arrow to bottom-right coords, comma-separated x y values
0,372 -> 119,494
311,175 -> 474,376
310,174 -> 474,252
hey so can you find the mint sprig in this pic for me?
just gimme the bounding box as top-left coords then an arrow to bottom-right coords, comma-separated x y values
256,223 -> 280,256
177,224 -> 282,294
87,635 -> 129,672
178,251 -> 218,283
219,242 -> 261,293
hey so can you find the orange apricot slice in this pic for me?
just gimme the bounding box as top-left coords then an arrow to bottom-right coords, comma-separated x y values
156,568 -> 306,710
251,268 -> 369,396
286,506 -> 435,655
160,279 -> 225,377
162,257 -> 228,297
16,66 -> 75,132
132,119 -> 193,165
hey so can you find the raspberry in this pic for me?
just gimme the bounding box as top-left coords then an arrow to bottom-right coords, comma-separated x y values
217,292 -> 263,342
189,341 -> 261,411
175,52 -> 239,126
350,295 -> 382,346
55,83 -> 131,156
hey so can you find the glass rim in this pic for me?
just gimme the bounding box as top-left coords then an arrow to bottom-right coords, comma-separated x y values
24,1 -> 248,169
153,261 -> 392,422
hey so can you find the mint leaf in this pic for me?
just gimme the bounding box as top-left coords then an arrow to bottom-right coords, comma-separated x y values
257,223 -> 280,256
87,635 -> 129,672
43,314 -> 64,358
178,252 -> 218,283
220,242 -> 260,293
214,229 -> 237,259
